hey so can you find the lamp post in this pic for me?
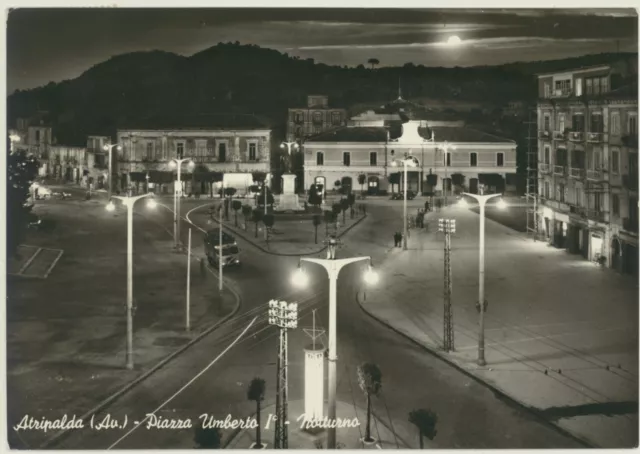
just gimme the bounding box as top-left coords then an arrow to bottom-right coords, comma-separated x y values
458,192 -> 507,366
169,157 -> 194,250
105,192 -> 156,369
102,143 -> 122,200
291,254 -> 379,449
438,140 -> 456,207
391,154 -> 418,250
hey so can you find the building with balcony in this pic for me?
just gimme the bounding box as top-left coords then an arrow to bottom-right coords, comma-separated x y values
287,95 -> 347,142
536,60 -> 638,275
116,122 -> 272,196
303,120 -> 516,197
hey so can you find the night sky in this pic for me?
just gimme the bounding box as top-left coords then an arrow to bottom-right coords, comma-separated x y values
6,7 -> 638,94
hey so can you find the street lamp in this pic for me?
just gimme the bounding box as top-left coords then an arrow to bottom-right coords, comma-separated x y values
103,143 -> 122,200
105,192 -> 155,369
458,192 -> 507,366
291,256 -> 378,449
391,154 -> 419,250
438,140 -> 456,207
168,157 -> 195,250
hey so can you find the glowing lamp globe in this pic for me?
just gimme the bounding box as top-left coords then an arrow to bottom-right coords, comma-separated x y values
146,198 -> 157,209
106,201 -> 116,212
291,268 -> 309,288
457,198 -> 468,208
187,160 -> 195,169
363,267 -> 379,286
496,199 -> 507,210
168,160 -> 177,169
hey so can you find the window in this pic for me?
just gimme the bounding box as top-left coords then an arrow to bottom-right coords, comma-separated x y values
590,113 -> 603,133
600,76 -> 609,94
612,194 -> 620,216
544,83 -> 551,98
35,130 -> 40,142
497,152 -> 504,167
444,153 -> 451,167
544,115 -> 550,132
572,114 -> 585,132
557,183 -> 565,202
370,152 -> 377,166
313,126 -> 322,135
576,187 -> 583,207
331,111 -> 341,126
313,111 -> 323,124
316,151 -> 324,166
218,143 -> 226,162
470,152 -> 477,166
177,143 -> 184,158
544,181 -> 550,199
575,78 -> 582,96
249,143 -> 257,161
611,112 -> 621,135
558,114 -> 565,132
146,143 -> 153,160
544,146 -> 550,164
586,78 -> 593,94
555,79 -> 571,96
295,111 -> 304,123
343,152 -> 351,166
629,114 -> 638,135
612,149 -> 620,173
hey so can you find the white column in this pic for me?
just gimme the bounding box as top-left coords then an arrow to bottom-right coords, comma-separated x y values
327,269 -> 338,448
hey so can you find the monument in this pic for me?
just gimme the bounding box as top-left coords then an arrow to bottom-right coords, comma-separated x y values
276,142 -> 304,212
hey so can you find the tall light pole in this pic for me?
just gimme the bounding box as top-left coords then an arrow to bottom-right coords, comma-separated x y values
291,252 -> 379,449
106,192 -> 156,369
102,143 -> 122,200
391,154 -> 418,250
458,192 -> 507,366
438,140 -> 456,207
169,157 -> 194,250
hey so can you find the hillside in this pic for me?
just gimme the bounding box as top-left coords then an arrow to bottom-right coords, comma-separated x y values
7,43 -> 637,145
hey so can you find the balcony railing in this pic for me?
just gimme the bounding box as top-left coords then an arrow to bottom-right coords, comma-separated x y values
568,131 -> 583,142
553,131 -> 566,140
623,217 -> 639,233
586,169 -> 602,181
622,134 -> 639,149
553,165 -> 566,175
623,174 -> 638,191
539,130 -> 551,140
587,132 -> 604,143
569,168 -> 584,179
551,88 -> 572,98
570,205 -> 586,216
539,163 -> 550,173
587,210 -> 606,223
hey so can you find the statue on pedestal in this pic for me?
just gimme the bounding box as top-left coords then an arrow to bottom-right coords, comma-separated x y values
280,141 -> 300,174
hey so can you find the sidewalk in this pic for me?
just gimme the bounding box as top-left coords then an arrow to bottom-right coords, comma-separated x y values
357,207 -> 638,448
6,201 -> 240,448
225,400 -> 409,449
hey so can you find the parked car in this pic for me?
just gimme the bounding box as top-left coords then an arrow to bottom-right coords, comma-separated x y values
390,190 -> 416,201
204,228 -> 241,268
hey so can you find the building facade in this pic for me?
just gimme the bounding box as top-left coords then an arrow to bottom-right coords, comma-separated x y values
116,128 -> 272,195
287,95 -> 347,141
536,62 -> 638,275
303,120 -> 517,197
46,145 -> 97,184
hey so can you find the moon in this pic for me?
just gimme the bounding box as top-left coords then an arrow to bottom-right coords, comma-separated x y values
447,35 -> 462,46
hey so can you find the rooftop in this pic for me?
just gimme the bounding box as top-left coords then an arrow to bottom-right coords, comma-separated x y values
306,127 -> 387,143
424,127 -> 515,144
121,113 -> 270,130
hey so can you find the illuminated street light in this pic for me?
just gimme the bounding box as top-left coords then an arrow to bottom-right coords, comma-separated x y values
496,198 -> 508,210
457,198 -> 468,208
106,200 -> 116,212
291,266 -> 309,288
391,154 -> 418,250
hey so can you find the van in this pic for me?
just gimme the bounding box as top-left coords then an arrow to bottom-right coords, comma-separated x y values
204,228 -> 241,268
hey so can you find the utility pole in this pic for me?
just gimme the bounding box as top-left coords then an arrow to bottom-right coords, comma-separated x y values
186,228 -> 192,332
268,300 -> 298,449
438,218 -> 456,352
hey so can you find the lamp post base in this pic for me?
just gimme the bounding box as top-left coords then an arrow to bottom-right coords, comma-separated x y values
477,358 -> 486,367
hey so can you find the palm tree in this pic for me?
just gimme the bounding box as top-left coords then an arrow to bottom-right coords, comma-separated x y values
247,377 -> 266,448
368,58 -> 380,69
357,363 -> 382,443
408,409 -> 438,449
357,174 -> 366,195
232,200 -> 242,227
312,214 -> 322,244
194,422 -> 222,449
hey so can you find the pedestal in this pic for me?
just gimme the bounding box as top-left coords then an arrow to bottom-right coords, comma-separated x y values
304,345 -> 325,423
276,174 -> 303,212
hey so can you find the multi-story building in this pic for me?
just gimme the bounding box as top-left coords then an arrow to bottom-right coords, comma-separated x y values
536,62 -> 638,275
303,119 -> 516,197
47,145 -> 96,184
287,95 -> 347,141
116,127 -> 272,196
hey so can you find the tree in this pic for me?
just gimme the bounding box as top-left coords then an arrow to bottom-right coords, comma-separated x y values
257,185 -> 275,210
312,214 -> 322,244
357,363 -> 382,443
308,184 -> 322,209
334,180 -> 341,193
389,173 -> 401,194
451,173 -> 466,193
247,377 -> 266,448
194,423 -> 222,449
323,210 -> 334,236
368,58 -> 380,69
426,174 -> 438,188
231,200 -> 242,227
339,198 -> 349,224
252,209 -> 263,238
357,174 -> 366,195
242,204 -> 253,231
408,409 -> 438,449
263,214 -> 275,243
347,193 -> 356,219
7,146 -> 39,257
252,171 -> 267,185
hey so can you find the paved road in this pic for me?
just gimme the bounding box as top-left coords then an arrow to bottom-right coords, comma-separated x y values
42,200 -> 582,449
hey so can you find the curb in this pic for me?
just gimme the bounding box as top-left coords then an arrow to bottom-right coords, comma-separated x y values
191,204 -> 369,257
353,293 -> 595,449
40,268 -> 242,449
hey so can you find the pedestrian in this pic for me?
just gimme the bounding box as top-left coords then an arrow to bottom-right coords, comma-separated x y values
393,232 -> 400,247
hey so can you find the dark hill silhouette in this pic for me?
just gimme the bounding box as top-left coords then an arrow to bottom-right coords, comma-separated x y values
7,42 -> 637,145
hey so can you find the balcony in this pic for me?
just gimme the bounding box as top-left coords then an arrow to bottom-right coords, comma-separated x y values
586,210 -> 606,223
622,134 -> 638,149
553,131 -> 566,140
623,217 -> 639,233
587,132 -> 604,143
568,131 -> 583,142
553,165 -> 566,175
539,163 -> 550,174
538,130 -> 552,140
586,169 -> 602,181
569,167 -> 584,179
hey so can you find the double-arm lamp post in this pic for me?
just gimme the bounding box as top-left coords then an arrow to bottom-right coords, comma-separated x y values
291,242 -> 379,449
391,154 -> 419,250
169,157 -> 194,250
457,191 -> 507,366
106,193 -> 157,369
102,143 -> 122,200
